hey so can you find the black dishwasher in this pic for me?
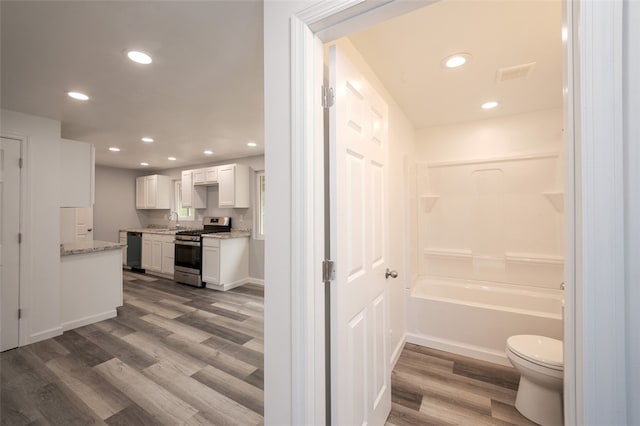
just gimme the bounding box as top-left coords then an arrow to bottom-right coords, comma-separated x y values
126,232 -> 143,270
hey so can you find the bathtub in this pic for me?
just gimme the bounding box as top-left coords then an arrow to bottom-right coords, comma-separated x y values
406,276 -> 563,366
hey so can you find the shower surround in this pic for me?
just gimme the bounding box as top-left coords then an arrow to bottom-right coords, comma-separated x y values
408,108 -> 564,363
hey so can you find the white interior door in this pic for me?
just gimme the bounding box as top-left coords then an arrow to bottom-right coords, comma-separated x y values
75,206 -> 93,241
329,45 -> 391,426
1,137 -> 21,351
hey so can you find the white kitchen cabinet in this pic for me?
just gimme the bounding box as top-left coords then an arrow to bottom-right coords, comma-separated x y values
193,166 -> 218,186
202,243 -> 220,285
136,174 -> 171,209
161,235 -> 175,276
205,167 -> 218,183
60,139 -> 95,207
119,231 -> 127,266
141,234 -> 152,270
151,239 -> 162,272
142,232 -> 174,276
181,170 -> 207,209
217,164 -> 250,208
201,236 -> 249,290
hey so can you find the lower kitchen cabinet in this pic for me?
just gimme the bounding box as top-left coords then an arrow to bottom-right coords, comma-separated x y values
161,235 -> 175,276
202,236 -> 249,291
142,232 -> 175,276
119,231 -> 127,265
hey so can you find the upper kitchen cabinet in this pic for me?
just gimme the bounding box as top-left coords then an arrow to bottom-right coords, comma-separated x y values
193,166 -> 218,185
218,164 -> 250,208
136,174 -> 171,209
60,139 -> 95,207
181,170 -> 207,209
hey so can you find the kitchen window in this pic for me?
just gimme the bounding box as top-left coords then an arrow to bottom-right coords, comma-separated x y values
255,171 -> 265,239
174,180 -> 194,220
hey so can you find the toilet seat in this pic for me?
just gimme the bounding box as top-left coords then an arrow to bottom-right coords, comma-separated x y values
507,335 -> 563,371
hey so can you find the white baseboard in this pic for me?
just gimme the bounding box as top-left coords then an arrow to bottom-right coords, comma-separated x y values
62,310 -> 118,332
30,326 -> 63,344
390,333 -> 407,369
206,277 -> 255,291
406,332 -> 510,366
248,277 -> 264,286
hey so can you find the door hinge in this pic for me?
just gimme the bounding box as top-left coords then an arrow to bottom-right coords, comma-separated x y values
18,309 -> 22,319
322,259 -> 335,282
19,158 -> 23,168
322,86 -> 334,109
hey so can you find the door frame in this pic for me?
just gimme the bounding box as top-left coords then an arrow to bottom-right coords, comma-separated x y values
0,133 -> 30,348
282,0 -> 627,425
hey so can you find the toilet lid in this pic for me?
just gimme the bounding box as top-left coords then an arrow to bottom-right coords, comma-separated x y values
507,335 -> 563,369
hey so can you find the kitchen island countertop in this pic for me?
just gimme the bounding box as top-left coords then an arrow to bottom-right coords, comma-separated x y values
61,240 -> 125,256
202,230 -> 251,239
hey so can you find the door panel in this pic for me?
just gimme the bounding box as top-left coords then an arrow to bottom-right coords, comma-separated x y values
330,45 -> 390,426
1,137 -> 21,351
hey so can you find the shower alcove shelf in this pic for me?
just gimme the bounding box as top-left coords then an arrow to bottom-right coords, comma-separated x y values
420,195 -> 440,213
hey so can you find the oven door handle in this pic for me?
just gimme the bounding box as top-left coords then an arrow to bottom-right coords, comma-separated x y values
174,240 -> 201,247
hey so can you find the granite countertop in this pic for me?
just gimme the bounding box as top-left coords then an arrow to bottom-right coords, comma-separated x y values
61,240 -> 126,257
202,230 -> 251,239
120,228 -> 179,235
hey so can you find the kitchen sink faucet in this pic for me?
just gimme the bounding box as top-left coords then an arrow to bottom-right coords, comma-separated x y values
170,211 -> 181,229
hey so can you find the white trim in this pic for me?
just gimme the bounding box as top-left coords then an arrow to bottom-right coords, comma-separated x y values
289,13 -> 326,426
406,332 -> 510,366
253,171 -> 265,240
30,326 -> 63,344
390,333 -> 406,369
248,278 -> 265,286
1,133 -> 31,347
575,1 -> 627,424
61,310 -> 117,332
205,277 -> 253,292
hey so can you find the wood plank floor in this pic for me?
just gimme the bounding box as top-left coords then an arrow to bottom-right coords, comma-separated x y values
2,270 -> 536,425
1,271 -> 265,425
386,343 -> 538,426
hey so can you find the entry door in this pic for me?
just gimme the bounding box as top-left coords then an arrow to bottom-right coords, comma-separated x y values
329,45 -> 391,425
1,137 -> 21,351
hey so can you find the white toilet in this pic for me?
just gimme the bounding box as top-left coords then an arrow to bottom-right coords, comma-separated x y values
506,335 -> 564,426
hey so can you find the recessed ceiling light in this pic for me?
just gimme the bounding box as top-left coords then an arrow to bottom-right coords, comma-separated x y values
168,156 -> 177,161
67,91 -> 90,101
443,53 -> 471,69
109,147 -> 120,152
247,141 -> 257,147
127,50 -> 152,65
140,162 -> 149,166
204,150 -> 214,155
141,137 -> 154,143
481,101 -> 499,110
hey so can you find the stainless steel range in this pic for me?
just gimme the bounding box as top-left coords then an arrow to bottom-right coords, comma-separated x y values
174,216 -> 231,287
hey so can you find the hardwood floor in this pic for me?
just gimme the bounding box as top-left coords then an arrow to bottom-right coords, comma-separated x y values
1,271 -> 264,425
3,271 -> 536,425
386,343 -> 538,426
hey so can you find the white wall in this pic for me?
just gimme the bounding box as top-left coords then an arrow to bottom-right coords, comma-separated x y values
1,109 -> 62,342
334,37 -> 414,364
94,166 -> 147,242
624,1 -> 640,422
415,109 -> 564,288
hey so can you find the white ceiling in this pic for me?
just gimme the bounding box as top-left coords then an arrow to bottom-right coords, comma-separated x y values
1,1 -> 264,170
1,1 -> 562,170
348,0 -> 563,129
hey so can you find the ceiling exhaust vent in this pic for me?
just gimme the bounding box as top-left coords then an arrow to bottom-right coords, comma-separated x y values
496,62 -> 536,83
